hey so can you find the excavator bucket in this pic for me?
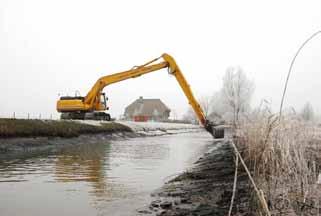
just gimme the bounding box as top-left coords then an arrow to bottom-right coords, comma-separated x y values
205,123 -> 227,139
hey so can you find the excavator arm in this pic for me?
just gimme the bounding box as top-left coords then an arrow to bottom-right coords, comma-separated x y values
57,53 -> 218,136
83,60 -> 168,111
162,54 -> 207,125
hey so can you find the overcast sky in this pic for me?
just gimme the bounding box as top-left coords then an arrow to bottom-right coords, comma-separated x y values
0,0 -> 320,119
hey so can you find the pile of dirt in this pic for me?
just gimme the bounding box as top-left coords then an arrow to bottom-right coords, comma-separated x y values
140,140 -> 253,216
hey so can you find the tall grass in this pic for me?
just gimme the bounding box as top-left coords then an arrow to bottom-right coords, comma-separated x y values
236,108 -> 321,215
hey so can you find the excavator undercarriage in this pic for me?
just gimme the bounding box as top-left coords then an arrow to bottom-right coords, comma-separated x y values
60,112 -> 111,121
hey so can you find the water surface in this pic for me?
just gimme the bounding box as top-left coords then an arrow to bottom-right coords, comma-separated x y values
0,132 -> 213,216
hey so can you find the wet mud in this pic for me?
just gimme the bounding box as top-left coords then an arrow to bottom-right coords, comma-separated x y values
140,139 -> 252,216
0,132 -> 136,160
0,126 -> 201,161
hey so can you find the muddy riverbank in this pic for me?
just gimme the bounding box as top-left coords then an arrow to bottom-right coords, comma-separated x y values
139,139 -> 252,216
0,132 -> 137,160
0,120 -> 201,160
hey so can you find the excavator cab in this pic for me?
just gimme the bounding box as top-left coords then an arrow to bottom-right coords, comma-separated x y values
84,92 -> 111,121
99,92 -> 108,110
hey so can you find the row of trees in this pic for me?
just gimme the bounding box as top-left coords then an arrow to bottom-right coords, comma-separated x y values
183,67 -> 316,125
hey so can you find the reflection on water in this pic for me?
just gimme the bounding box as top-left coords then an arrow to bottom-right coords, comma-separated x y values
55,143 -> 115,201
0,132 -> 212,216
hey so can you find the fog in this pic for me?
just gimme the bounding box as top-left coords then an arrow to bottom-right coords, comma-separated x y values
0,0 -> 320,119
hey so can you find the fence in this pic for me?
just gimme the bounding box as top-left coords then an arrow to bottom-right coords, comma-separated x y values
0,112 -> 59,120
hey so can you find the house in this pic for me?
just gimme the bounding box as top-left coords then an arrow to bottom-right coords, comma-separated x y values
124,96 -> 170,122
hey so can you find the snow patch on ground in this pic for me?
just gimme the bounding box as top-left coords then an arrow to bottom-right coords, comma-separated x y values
117,121 -> 202,136
73,120 -> 107,126
117,121 -> 200,131
74,120 -> 202,136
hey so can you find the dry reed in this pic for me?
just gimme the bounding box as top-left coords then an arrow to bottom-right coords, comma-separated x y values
235,108 -> 321,215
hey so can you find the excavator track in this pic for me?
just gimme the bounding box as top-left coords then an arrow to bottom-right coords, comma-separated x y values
60,112 -> 111,121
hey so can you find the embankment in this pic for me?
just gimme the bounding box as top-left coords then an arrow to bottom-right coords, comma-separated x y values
0,119 -> 132,138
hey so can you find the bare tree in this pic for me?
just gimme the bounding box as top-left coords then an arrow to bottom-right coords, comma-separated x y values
171,109 -> 178,120
199,95 -> 213,118
220,66 -> 254,126
210,91 -> 226,116
183,67 -> 254,126
182,107 -> 197,124
183,95 -> 214,124
301,102 -> 314,122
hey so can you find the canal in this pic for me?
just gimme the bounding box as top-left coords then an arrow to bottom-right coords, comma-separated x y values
0,132 -> 213,216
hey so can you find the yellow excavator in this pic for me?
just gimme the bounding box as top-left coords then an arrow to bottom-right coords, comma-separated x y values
56,53 -> 223,138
